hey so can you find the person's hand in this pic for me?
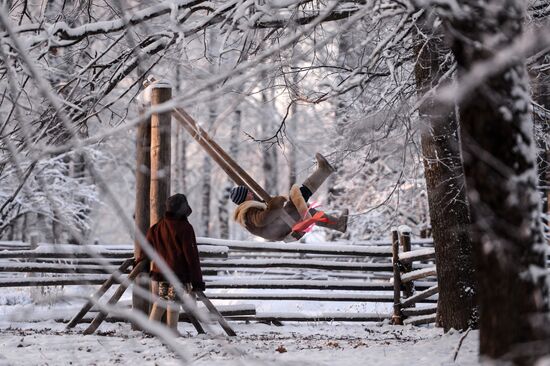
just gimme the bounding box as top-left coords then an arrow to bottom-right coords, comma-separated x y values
268,196 -> 287,209
192,281 -> 206,292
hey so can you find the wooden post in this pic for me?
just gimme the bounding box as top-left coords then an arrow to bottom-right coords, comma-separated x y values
28,232 -> 41,301
150,81 -> 172,225
148,80 -> 172,327
132,86 -> 152,324
399,227 -> 414,301
29,232 -> 39,250
391,228 -> 403,325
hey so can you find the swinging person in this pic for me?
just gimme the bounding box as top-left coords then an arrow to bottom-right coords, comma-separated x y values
230,153 -> 348,241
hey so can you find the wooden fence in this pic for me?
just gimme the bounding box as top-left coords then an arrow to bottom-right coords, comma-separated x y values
0,234 -> 439,325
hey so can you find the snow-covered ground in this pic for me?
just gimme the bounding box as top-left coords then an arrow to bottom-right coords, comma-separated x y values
0,319 -> 480,366
0,287 -> 479,366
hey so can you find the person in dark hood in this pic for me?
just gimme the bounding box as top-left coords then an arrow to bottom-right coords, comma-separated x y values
137,193 -> 204,334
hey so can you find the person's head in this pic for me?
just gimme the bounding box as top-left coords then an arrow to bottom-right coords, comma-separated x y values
165,193 -> 192,218
230,186 -> 253,205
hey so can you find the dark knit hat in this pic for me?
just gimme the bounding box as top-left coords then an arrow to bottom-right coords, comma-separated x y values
230,186 -> 249,205
166,193 -> 192,218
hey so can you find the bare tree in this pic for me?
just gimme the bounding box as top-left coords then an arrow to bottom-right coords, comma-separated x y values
445,0 -> 550,361
413,20 -> 477,331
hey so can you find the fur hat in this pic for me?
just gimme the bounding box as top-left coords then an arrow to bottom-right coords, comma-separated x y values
230,186 -> 249,205
165,193 -> 192,218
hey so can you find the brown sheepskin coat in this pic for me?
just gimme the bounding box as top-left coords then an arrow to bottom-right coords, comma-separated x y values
233,184 -> 309,241
137,212 -> 203,286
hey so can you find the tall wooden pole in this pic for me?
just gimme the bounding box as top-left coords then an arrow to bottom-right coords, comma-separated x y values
150,82 -> 172,225
132,87 -> 152,327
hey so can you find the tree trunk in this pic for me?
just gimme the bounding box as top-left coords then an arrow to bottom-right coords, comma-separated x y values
260,86 -> 278,195
413,23 -> 477,331
532,70 -> 550,233
200,103 -> 215,237
218,109 -> 242,239
288,101 -> 297,189
447,1 -> 550,362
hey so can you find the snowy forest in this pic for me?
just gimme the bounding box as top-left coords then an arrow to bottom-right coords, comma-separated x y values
0,0 -> 549,365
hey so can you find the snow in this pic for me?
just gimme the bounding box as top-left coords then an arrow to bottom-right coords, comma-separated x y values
0,316 -> 481,366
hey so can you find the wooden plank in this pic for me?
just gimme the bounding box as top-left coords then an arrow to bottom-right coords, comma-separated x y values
0,263 -> 123,274
0,248 -> 226,259
66,258 -> 134,328
398,248 -> 436,263
204,293 -> 402,302
205,279 -> 393,291
64,306 -> 256,325
403,313 -> 436,326
0,275 -> 112,287
225,312 -> 390,322
401,285 -> 439,308
401,266 -> 437,284
194,241 -> 392,257
200,259 -> 393,272
402,305 -> 437,317
196,290 -> 236,336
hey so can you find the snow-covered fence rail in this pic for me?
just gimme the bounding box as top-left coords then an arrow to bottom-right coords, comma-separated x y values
391,227 -> 438,326
0,243 -> 228,288
0,236 -> 440,324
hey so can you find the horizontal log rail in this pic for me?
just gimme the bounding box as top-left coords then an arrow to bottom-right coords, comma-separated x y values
398,248 -> 436,264
400,266 -> 437,284
201,259 -> 393,272
0,233 -> 441,325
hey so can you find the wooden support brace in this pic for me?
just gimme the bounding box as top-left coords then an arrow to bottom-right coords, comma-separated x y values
83,260 -> 147,335
66,258 -> 134,329
174,291 -> 206,335
195,290 -> 236,336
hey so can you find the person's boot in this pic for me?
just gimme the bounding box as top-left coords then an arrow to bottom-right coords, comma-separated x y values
308,208 -> 348,233
302,153 -> 336,195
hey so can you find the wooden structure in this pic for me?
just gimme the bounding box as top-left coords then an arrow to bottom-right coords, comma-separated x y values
390,227 -> 438,326
0,233 -> 446,325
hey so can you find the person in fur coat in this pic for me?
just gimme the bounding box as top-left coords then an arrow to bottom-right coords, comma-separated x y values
230,153 -> 348,241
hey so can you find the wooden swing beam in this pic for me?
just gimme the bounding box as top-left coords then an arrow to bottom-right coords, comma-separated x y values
172,108 -> 302,236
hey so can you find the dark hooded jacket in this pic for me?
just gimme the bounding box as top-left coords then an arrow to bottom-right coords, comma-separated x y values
137,195 -> 203,286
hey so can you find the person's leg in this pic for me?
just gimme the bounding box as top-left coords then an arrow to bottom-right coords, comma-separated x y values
302,153 -> 335,196
299,185 -> 313,202
308,208 -> 349,233
165,285 -> 180,333
149,302 -> 166,322
150,281 -> 171,323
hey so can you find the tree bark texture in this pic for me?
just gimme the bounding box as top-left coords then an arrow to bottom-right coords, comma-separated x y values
150,84 -> 172,226
413,25 -> 477,331
447,1 -> 550,362
260,86 -> 278,195
218,109 -> 242,239
200,103 -> 216,237
531,69 -> 550,231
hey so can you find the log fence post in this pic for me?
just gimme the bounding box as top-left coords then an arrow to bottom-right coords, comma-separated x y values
398,226 -> 414,302
133,80 -> 153,326
391,228 -> 403,325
